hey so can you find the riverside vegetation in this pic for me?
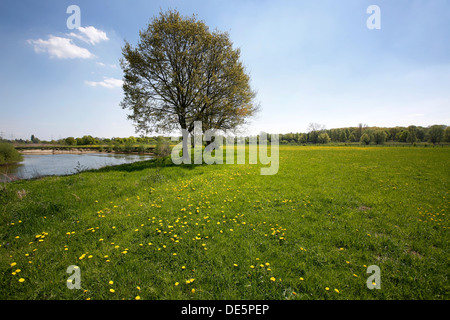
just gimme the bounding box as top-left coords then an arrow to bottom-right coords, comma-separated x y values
0,146 -> 448,300
0,143 -> 23,166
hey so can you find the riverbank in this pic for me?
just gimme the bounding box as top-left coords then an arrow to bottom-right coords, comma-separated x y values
19,149 -> 98,155
18,148 -> 154,156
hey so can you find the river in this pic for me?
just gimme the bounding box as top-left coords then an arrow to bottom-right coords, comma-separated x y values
0,153 -> 153,182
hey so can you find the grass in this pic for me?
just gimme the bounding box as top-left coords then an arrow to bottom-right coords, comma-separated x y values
0,146 -> 448,300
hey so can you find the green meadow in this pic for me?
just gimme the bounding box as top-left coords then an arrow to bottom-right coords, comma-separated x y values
0,146 -> 448,300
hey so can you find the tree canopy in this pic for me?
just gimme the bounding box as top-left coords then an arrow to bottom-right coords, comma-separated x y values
120,10 -> 258,136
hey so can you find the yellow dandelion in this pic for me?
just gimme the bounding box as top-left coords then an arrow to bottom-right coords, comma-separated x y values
325,287 -> 330,291
175,282 -> 179,286
109,281 -> 114,285
10,262 -> 17,267
110,289 -> 115,293
191,289 -> 195,293
18,278 -> 25,283
335,289 -> 340,293
270,277 -> 276,282
135,296 -> 141,300
300,277 -> 304,281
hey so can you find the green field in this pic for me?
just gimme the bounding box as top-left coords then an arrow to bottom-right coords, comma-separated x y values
0,146 -> 448,300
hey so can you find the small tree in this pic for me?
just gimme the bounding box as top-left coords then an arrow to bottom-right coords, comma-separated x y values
360,133 -> 371,145
65,137 -> 77,146
154,137 -> 171,157
30,134 -> 40,144
317,132 -> 331,144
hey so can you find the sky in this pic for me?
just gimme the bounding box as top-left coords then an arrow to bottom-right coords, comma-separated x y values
0,0 -> 449,140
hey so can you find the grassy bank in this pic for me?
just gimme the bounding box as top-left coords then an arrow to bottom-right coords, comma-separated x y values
0,146 -> 448,300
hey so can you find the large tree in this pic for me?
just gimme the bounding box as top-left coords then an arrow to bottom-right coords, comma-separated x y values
120,10 -> 258,151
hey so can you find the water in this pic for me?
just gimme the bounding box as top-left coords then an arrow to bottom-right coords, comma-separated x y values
0,153 -> 153,182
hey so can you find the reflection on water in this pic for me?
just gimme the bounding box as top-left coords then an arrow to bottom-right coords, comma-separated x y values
0,153 -> 153,182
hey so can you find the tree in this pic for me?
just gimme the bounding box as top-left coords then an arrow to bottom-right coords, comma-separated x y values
120,10 -> 258,157
360,133 -> 371,145
407,126 -> 417,144
427,125 -> 445,144
317,132 -> 331,144
30,134 -> 39,144
372,129 -> 387,145
65,137 -> 77,146
298,134 -> 307,144
444,126 -> 450,143
307,123 -> 325,144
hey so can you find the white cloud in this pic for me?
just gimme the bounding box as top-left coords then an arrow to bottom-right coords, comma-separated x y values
96,61 -> 117,68
68,26 -> 109,45
28,35 -> 94,59
85,77 -> 123,89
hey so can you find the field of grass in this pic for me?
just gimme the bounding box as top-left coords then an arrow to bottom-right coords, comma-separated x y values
0,146 -> 448,300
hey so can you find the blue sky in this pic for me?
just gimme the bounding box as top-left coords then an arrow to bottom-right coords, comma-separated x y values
0,0 -> 449,140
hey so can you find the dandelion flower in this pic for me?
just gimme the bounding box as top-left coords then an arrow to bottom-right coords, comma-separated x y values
191,289 -> 195,293
109,281 -> 114,285
135,296 -> 141,300
325,287 -> 329,291
270,277 -> 276,282
175,282 -> 179,286
335,289 -> 340,293
18,278 -> 25,283
299,277 -> 304,281
110,289 -> 115,293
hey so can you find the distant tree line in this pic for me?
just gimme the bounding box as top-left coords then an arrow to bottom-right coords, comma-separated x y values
2,124 -> 449,147
4,135 -> 166,146
278,123 -> 449,145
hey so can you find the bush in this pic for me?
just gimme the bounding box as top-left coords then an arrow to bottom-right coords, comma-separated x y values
0,143 -> 23,165
154,137 -> 171,157
360,133 -> 371,145
317,133 -> 331,144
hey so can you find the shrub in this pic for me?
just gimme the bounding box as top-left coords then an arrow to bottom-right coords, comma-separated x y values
317,133 -> 331,144
0,143 -> 23,165
360,133 -> 371,145
154,137 -> 171,157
